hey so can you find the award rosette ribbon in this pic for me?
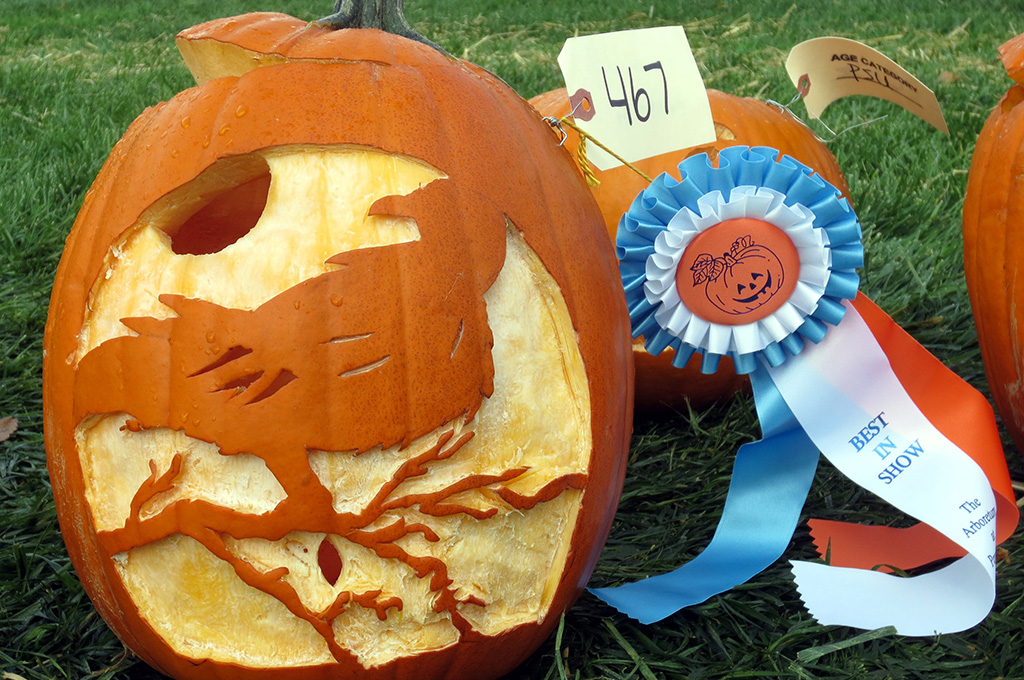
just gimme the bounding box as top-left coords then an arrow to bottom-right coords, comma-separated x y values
593,145 -> 1019,634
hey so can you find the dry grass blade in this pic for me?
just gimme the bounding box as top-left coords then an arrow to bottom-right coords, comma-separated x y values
0,418 -> 18,443
795,626 -> 899,662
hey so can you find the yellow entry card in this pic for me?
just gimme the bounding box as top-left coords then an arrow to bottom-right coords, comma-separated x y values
557,26 -> 716,170
785,36 -> 948,134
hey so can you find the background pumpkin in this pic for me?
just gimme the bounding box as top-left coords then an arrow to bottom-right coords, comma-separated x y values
963,32 -> 1024,456
529,87 -> 851,414
43,9 -> 632,680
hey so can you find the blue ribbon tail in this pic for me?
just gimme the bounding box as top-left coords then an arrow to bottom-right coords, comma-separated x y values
589,368 -> 820,624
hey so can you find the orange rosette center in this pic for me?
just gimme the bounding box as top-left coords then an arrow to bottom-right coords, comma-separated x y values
677,217 -> 800,326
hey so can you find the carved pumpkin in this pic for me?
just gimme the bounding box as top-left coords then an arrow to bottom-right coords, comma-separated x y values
964,32 -> 1024,455
529,87 -> 850,413
43,11 -> 632,680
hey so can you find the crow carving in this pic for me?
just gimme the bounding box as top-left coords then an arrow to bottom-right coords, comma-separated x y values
72,172 -> 587,663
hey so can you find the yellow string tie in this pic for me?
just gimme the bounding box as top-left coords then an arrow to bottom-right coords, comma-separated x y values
558,116 -> 654,186
574,131 -> 601,187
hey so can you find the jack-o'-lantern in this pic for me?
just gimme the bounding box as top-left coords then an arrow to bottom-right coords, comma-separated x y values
964,32 -> 1024,456
529,87 -> 850,413
43,7 -> 632,679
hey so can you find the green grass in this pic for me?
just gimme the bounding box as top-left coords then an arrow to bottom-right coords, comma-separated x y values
3,0 -> 1024,678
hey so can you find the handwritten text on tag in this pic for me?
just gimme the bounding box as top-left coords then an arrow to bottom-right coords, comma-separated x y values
557,27 -> 716,170
785,36 -> 948,134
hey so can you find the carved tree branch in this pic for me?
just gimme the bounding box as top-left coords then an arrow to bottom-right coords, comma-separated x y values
99,420 -> 588,663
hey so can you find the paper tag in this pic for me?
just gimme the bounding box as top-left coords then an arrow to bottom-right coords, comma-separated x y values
557,27 -> 716,170
785,36 -> 948,134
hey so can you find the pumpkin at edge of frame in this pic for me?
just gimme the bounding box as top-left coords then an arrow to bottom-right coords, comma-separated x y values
964,32 -> 1024,457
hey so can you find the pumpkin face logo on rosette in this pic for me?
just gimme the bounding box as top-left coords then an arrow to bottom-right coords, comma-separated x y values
677,217 -> 800,326
695,236 -> 786,314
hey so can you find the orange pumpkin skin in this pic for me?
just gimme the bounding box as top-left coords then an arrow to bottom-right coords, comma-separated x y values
964,33 -> 1024,455
529,87 -> 851,413
44,22 -> 632,680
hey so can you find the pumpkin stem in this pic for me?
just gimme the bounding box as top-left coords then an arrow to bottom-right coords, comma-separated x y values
315,0 -> 446,54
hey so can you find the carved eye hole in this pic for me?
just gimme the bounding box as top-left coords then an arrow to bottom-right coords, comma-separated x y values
318,537 -> 343,587
170,173 -> 271,255
155,154 -> 272,256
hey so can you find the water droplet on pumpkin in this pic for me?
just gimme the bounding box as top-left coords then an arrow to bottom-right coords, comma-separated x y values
206,331 -> 216,343
294,300 -> 302,310
180,116 -> 191,129
170,149 -> 179,158
202,136 -> 211,149
235,105 -> 247,118
218,125 -> 230,136
330,295 -> 343,307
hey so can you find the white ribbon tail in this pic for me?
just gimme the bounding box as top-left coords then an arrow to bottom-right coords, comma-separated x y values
767,301 -> 997,635
791,556 -> 994,635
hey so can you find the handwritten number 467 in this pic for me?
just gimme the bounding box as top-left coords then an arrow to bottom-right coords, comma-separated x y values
601,61 -> 669,125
